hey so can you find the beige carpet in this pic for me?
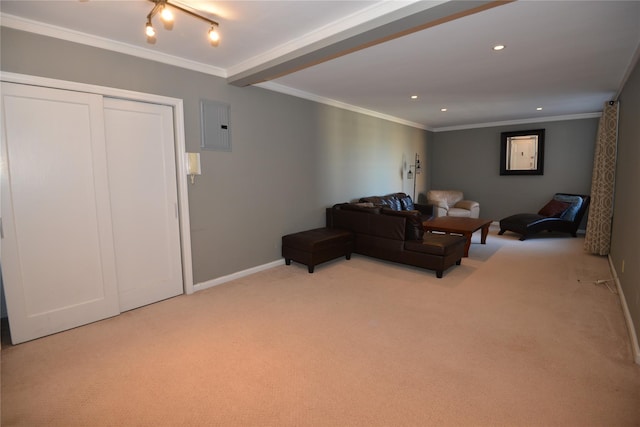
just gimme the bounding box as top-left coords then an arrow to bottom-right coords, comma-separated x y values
2,227 -> 640,426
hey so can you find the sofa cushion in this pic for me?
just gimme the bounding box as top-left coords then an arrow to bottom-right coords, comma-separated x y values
552,194 -> 583,221
355,202 -> 374,208
359,196 -> 388,207
360,193 -> 414,211
447,208 -> 473,217
385,197 -> 402,211
405,234 -> 465,256
538,199 -> 571,217
339,203 -> 381,214
427,190 -> 464,208
381,207 -> 424,240
330,204 -> 380,235
399,195 -> 414,210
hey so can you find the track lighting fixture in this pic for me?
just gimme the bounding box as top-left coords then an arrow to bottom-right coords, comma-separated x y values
208,24 -> 220,46
160,5 -> 174,22
145,0 -> 220,46
145,19 -> 156,38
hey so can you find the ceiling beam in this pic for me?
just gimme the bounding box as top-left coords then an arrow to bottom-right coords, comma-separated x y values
227,0 -> 512,87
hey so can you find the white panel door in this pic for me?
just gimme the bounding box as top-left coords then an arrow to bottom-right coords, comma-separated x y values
1,82 -> 120,344
103,98 -> 183,312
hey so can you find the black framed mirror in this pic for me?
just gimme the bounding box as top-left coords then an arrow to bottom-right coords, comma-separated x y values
500,129 -> 545,175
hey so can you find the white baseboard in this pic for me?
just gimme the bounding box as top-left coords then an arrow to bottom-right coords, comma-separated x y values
608,255 -> 640,365
193,259 -> 285,292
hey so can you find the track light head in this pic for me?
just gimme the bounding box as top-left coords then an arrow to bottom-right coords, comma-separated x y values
160,5 -> 174,22
208,25 -> 220,46
145,20 -> 155,38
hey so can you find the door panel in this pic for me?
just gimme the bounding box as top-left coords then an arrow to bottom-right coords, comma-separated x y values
1,82 -> 119,344
103,98 -> 183,312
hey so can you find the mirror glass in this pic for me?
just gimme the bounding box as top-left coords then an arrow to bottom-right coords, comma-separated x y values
500,129 -> 545,175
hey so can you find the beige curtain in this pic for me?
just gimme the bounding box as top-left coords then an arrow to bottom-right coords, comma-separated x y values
584,101 -> 619,255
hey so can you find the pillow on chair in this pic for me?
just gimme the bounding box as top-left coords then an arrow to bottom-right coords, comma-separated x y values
538,199 -> 571,217
553,194 -> 584,221
399,195 -> 414,211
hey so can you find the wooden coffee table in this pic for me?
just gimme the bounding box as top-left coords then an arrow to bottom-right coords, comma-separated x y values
423,217 -> 492,257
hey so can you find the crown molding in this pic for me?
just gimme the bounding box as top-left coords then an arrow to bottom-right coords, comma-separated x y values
259,81 -> 601,132
1,12 -> 428,130
431,112 -> 602,132
0,12 -> 604,133
0,13 -> 227,78
256,81 -> 429,130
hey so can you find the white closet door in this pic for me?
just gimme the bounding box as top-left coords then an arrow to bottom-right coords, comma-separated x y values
103,98 -> 183,312
1,82 -> 120,344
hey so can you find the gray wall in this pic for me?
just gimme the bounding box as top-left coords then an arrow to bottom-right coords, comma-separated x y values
430,71 -> 640,358
0,27 -> 428,284
431,119 -> 598,221
611,58 -> 640,346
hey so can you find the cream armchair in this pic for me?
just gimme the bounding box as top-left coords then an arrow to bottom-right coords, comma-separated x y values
427,190 -> 480,218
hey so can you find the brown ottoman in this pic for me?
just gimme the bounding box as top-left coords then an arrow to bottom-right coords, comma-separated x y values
282,228 -> 354,273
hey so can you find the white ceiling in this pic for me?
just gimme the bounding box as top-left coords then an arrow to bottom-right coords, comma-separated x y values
2,0 -> 639,131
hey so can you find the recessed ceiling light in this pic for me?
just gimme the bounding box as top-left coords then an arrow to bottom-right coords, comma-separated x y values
493,44 -> 505,51
410,95 -> 418,99
536,107 -> 543,111
440,108 -> 447,112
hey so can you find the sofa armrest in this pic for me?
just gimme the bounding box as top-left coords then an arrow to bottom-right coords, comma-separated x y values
428,199 -> 448,209
454,200 -> 480,218
454,200 -> 479,210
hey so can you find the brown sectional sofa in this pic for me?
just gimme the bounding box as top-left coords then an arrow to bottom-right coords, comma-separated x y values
326,193 -> 466,278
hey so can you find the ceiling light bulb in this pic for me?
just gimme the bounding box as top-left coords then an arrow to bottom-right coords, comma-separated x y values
208,25 -> 220,45
160,6 -> 174,22
536,107 -> 543,111
410,95 -> 418,99
440,108 -> 447,112
493,44 -> 505,51
145,21 -> 155,38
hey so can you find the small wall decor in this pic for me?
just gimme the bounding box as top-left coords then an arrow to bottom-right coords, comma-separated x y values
500,129 -> 544,175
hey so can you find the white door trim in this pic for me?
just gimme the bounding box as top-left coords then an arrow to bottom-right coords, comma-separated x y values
0,72 -> 195,295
